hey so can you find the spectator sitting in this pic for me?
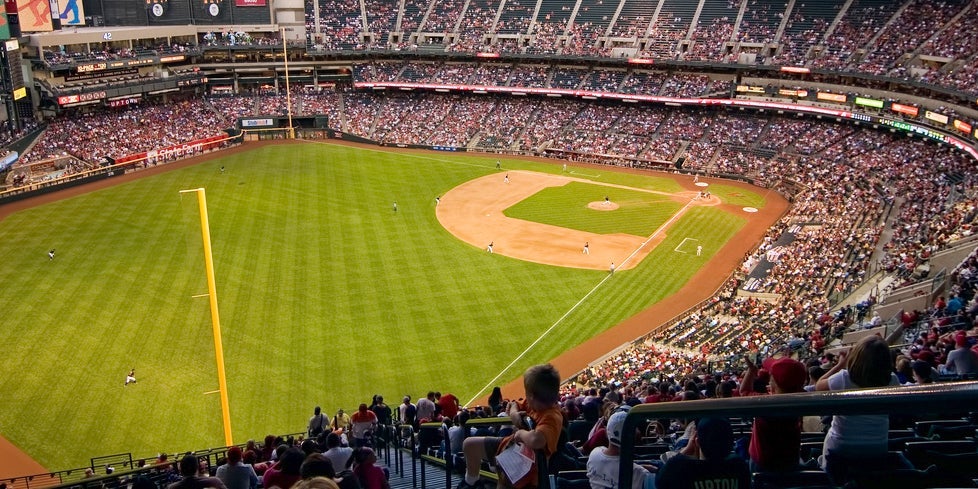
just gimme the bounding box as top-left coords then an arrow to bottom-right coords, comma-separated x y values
352,447 -> 390,489
943,330 -> 978,376
293,477 -> 340,489
167,455 -> 227,489
654,417 -> 750,489
300,453 -> 360,489
262,447 -> 305,489
911,360 -> 937,384
216,446 -> 259,489
324,432 -> 354,472
586,410 -> 656,489
457,364 -> 563,489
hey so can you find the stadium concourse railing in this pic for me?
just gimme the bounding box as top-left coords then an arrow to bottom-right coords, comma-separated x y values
0,431 -> 307,489
617,380 -> 978,489
0,132 -> 243,205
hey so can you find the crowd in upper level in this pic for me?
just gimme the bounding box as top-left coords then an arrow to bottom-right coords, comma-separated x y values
300,0 -> 978,97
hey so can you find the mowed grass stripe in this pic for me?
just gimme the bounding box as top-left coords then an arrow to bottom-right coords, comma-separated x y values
0,143 -> 758,468
503,182 -> 682,236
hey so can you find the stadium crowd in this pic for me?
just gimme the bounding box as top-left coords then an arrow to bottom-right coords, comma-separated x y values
299,0 -> 978,101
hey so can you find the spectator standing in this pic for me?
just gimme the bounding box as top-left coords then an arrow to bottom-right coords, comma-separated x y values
371,395 -> 393,445
815,336 -> 908,481
438,392 -> 461,420
351,403 -> 379,447
371,395 -> 393,425
309,406 -> 328,437
399,396 -> 417,427
417,392 -> 437,422
331,409 -> 352,433
743,357 -> 807,471
487,387 -> 503,415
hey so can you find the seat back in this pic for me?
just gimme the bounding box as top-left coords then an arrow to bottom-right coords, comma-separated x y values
751,469 -> 834,489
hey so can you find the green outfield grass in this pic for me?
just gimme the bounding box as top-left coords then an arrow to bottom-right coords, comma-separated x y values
504,182 -> 683,236
0,142 -> 754,469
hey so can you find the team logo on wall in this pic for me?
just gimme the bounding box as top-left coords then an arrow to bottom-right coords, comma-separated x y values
204,0 -> 221,16
147,0 -> 167,17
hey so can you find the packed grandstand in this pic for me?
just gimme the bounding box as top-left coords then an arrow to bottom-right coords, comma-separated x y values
2,0 -> 978,487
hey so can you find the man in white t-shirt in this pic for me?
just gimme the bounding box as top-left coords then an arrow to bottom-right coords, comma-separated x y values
587,410 -> 654,489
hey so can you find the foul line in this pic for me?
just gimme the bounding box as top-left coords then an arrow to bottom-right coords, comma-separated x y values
465,196 -> 700,406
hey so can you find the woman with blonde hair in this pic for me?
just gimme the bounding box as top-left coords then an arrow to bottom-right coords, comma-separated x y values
816,335 -> 908,481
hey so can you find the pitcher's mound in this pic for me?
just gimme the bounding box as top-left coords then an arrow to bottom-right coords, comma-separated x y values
588,201 -> 619,211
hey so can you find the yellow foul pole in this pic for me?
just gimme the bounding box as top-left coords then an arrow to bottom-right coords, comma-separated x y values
282,27 -> 294,139
180,187 -> 233,446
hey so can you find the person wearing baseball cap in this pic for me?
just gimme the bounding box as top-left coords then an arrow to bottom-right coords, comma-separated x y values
586,410 -> 654,489
944,330 -> 978,375
746,356 -> 808,472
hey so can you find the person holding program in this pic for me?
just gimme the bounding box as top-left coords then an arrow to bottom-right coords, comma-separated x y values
457,364 -> 563,489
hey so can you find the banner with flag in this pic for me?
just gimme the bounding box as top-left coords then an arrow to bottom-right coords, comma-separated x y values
0,11 -> 9,40
56,0 -> 85,25
16,0 -> 54,31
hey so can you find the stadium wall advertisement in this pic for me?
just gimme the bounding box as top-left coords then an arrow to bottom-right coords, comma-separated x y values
114,134 -> 228,166
0,150 -> 17,171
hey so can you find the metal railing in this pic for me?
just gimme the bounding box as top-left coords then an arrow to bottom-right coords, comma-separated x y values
618,381 -> 978,489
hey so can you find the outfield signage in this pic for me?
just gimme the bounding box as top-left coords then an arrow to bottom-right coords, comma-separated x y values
890,103 -> 919,117
240,118 -> 275,127
736,85 -> 765,94
816,92 -> 847,103
777,89 -> 807,98
925,110 -> 949,124
57,91 -> 106,105
115,134 -> 227,166
854,97 -> 884,109
66,68 -> 138,83
0,150 -> 17,172
72,54 -> 184,73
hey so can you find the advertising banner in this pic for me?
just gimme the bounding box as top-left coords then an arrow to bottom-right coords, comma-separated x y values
0,11 -> 9,40
890,103 -> 919,117
55,0 -> 85,25
16,0 -> 54,31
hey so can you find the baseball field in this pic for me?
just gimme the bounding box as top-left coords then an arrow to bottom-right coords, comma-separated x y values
0,141 -> 781,471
